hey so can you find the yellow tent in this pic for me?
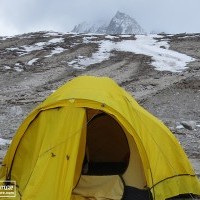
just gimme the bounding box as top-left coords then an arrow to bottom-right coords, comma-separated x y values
0,76 -> 200,200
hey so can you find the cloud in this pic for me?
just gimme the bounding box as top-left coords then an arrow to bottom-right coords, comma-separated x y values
0,20 -> 19,36
0,0 -> 200,36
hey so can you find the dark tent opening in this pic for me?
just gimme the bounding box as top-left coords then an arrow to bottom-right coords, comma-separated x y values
83,113 -> 130,175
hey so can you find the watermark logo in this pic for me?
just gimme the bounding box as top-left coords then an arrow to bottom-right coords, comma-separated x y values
0,181 -> 16,198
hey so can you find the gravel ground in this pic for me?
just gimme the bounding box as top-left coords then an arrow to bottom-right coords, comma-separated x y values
0,32 -> 200,181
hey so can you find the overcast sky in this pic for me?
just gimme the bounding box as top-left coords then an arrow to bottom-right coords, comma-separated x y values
1,0 -> 200,36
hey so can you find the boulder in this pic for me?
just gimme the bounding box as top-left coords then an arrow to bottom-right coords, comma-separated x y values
181,121 -> 196,130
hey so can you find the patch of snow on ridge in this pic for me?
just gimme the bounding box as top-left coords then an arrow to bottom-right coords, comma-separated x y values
78,40 -> 114,66
48,38 -> 64,44
43,31 -> 64,37
27,58 -> 39,65
6,37 -> 65,56
116,35 -> 194,72
4,66 -> 11,70
105,35 -> 119,39
0,36 -> 14,40
68,34 -> 195,72
13,45 -> 44,56
83,36 -> 98,43
45,47 -> 65,57
14,63 -> 23,72
35,42 -> 46,47
68,40 -> 115,69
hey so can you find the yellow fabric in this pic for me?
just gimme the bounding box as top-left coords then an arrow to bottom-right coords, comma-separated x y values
71,194 -> 89,200
123,131 -> 146,189
152,175 -> 200,199
0,75 -> 200,200
1,106 -> 86,200
73,175 -> 124,200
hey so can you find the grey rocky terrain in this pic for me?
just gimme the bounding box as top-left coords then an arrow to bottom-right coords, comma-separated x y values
0,31 -> 200,180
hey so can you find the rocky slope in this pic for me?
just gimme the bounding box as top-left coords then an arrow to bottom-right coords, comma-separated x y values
0,31 -> 200,179
72,11 -> 145,34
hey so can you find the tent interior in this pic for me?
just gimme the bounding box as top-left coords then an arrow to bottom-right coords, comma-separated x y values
72,109 -> 152,200
85,112 -> 130,175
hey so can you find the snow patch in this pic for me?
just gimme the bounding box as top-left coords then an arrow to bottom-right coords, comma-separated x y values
4,66 -> 11,70
27,58 -> 39,65
48,38 -> 64,44
0,36 -> 13,41
14,67 -> 23,72
43,32 -> 64,37
83,36 -> 98,43
35,42 -> 46,47
69,34 -> 194,72
114,35 -> 194,72
6,37 -> 65,56
120,35 -> 132,38
14,63 -> 23,72
20,45 -> 43,56
105,35 -> 119,39
45,47 -> 65,57
68,40 -> 114,68
6,47 -> 19,51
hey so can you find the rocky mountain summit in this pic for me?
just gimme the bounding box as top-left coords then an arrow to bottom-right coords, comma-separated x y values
106,11 -> 145,34
72,11 -> 145,34
0,31 -> 200,179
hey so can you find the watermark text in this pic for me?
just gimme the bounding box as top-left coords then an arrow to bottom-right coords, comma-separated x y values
0,181 -> 16,197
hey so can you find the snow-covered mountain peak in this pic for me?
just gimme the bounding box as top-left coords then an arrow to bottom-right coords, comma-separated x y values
72,22 -> 91,33
72,20 -> 107,34
106,11 -> 145,34
72,11 -> 145,34
113,11 -> 130,22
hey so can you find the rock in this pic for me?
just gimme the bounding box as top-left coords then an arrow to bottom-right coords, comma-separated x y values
190,158 -> 200,178
0,138 -> 11,145
181,121 -> 196,130
160,45 -> 166,49
9,106 -> 23,116
176,124 -> 184,129
0,149 -> 7,164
